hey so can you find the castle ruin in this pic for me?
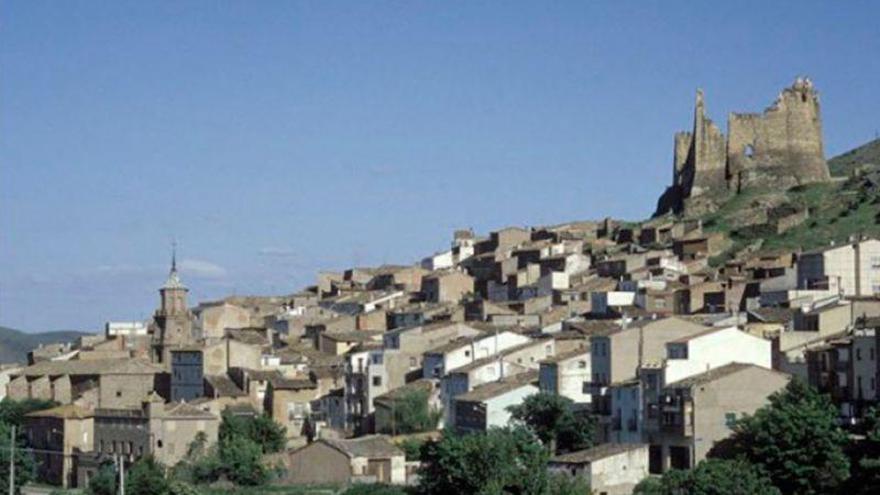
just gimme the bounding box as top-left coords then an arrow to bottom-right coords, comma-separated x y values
656,77 -> 830,216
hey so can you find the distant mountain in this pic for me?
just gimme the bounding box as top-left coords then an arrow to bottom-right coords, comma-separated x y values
0,326 -> 93,365
829,138 -> 880,177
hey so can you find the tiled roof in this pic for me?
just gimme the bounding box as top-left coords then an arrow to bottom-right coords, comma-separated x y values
665,363 -> 788,388
321,435 -> 403,459
26,404 -> 94,420
15,359 -> 163,377
205,374 -> 246,398
550,443 -> 647,464
456,370 -> 539,402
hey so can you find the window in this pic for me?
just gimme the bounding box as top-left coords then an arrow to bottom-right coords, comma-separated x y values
409,357 -> 417,367
157,440 -> 163,448
872,348 -> 876,361
872,257 -> 880,269
858,348 -> 863,361
464,350 -> 471,358
116,390 -> 123,398
578,361 -> 587,369
372,376 -> 382,387
725,413 -> 737,428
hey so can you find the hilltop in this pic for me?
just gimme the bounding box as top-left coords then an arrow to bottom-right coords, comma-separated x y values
0,326 -> 92,364
662,137 -> 880,266
828,137 -> 880,177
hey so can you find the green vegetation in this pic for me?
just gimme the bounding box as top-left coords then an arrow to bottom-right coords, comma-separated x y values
218,412 -> 287,454
378,389 -> 441,435
418,427 -> 550,494
175,413 -> 286,489
710,379 -> 850,495
0,326 -> 90,364
828,138 -> 880,177
0,397 -> 58,427
507,392 -> 595,454
633,458 -> 780,495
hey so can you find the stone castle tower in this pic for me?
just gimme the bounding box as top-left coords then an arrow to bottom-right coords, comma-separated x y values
656,77 -> 830,216
152,248 -> 195,362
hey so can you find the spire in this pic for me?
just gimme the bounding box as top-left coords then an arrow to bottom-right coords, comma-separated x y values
163,240 -> 186,290
171,239 -> 177,274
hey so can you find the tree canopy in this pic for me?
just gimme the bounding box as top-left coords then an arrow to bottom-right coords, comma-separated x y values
633,458 -> 780,495
709,379 -> 849,495
418,427 -> 549,495
380,388 -> 441,435
507,392 -> 595,454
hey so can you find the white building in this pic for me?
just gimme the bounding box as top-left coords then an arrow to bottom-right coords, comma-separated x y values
452,371 -> 539,433
608,326 -> 773,445
104,321 -> 148,337
421,331 -> 532,379
797,238 -> 880,296
548,443 -> 649,495
539,348 -> 591,405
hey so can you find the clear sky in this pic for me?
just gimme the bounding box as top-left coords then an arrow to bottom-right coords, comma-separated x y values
2,1 -> 879,331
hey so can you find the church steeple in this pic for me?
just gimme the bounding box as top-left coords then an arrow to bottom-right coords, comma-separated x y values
153,242 -> 194,363
163,241 -> 186,291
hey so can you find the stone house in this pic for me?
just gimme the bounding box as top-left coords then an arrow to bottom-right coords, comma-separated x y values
264,376 -> 319,444
648,363 -> 789,472
608,326 -> 773,445
797,239 -> 880,296
421,270 -> 475,304
548,443 -> 649,495
452,370 -> 539,434
8,359 -> 163,409
441,338 -> 554,427
421,330 -> 532,379
24,404 -> 94,488
539,347 -> 591,406
805,328 -> 876,421
588,317 -> 710,438
85,392 -> 219,472
320,330 -> 383,356
285,435 -> 405,485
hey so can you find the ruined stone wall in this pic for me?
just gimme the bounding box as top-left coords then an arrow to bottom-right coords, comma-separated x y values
727,79 -> 828,191
673,132 -> 693,185
656,78 -> 831,217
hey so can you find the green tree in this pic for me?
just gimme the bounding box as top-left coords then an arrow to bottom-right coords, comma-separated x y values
87,462 -> 117,495
633,459 -> 779,495
0,421 -> 36,494
845,406 -> 880,494
127,456 -> 171,495
382,389 -> 442,435
218,434 -> 269,486
507,392 -> 595,454
418,427 -> 548,495
709,379 -> 849,494
0,398 -> 58,427
398,437 -> 425,461
218,412 -> 286,453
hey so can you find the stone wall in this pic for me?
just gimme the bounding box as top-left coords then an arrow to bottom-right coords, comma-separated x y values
656,78 -> 831,216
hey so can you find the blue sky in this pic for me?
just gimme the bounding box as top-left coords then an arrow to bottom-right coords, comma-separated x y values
2,1 -> 879,331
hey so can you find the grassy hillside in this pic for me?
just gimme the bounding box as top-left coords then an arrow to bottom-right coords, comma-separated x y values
829,138 -> 880,177
0,326 -> 92,364
695,138 -> 880,265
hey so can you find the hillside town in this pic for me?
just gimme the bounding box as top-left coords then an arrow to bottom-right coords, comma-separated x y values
4,78 -> 880,495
